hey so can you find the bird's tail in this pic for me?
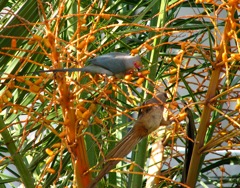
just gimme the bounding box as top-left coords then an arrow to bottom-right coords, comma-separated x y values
38,68 -> 84,73
88,129 -> 142,188
37,66 -> 114,76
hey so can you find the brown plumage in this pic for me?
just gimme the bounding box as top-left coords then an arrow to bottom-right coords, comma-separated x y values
88,92 -> 168,188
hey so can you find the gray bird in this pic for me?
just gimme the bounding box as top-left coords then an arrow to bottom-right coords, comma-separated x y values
39,52 -> 142,78
88,92 -> 168,188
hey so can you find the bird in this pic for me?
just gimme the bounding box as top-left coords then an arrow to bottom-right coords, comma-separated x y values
88,92 -> 168,188
38,52 -> 142,78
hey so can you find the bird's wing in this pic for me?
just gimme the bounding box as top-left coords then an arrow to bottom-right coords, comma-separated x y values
88,53 -> 127,74
80,65 -> 114,76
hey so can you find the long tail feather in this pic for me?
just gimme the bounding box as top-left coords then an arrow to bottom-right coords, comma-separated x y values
38,68 -> 84,73
89,129 -> 143,188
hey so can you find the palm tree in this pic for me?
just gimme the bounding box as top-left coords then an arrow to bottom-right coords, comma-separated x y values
0,0 -> 239,187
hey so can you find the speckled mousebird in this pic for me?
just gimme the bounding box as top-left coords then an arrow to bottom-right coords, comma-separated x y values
88,92 -> 168,188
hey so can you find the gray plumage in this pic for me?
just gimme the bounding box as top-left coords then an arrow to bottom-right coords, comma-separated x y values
38,52 -> 141,78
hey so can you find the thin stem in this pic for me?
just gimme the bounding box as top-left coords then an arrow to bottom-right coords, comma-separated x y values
0,116 -> 35,188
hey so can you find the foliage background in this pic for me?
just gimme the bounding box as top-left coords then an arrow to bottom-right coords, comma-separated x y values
0,0 -> 239,187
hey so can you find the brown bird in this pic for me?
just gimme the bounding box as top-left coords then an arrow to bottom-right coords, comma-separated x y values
88,92 -> 168,188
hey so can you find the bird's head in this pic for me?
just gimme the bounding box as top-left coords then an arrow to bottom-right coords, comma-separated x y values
132,54 -> 142,70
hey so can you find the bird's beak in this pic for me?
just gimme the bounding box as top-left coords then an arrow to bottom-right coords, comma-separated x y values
134,61 -> 142,71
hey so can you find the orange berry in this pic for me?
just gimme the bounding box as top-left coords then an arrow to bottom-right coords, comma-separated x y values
124,74 -> 133,81
46,155 -> 55,165
144,43 -> 153,51
170,101 -> 178,110
11,39 -> 17,48
38,95 -> 45,103
81,120 -> 89,128
101,14 -> 110,20
94,116 -> 103,124
34,78 -> 43,85
131,48 -> 139,55
220,166 -> 225,172
25,80 -> 34,86
178,112 -> 187,121
51,143 -> 61,148
89,103 -> 97,113
227,140 -> 232,147
8,81 -> 15,89
79,18 -> 86,24
136,77 -> 145,85
30,85 -> 40,93
231,54 -> 240,60
105,90 -> 112,94
32,35 -> 42,41
82,110 -> 91,120
140,70 -> 150,76
112,84 -> 118,91
173,56 -> 181,65
77,105 -> 87,113
27,40 -> 36,45
5,90 -> 12,98
222,52 -> 228,62
16,77 -> 25,83
40,72 -> 48,78
80,26 -> 88,31
235,98 -> 240,110
47,32 -> 55,45
88,35 -> 95,42
45,148 -> 54,156
108,107 -> 117,114
43,38 -> 51,48
76,109 -> 83,119
169,76 -> 176,83
78,40 -> 86,50
169,68 -> 177,74
2,95 -> 8,103
46,168 -> 56,174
